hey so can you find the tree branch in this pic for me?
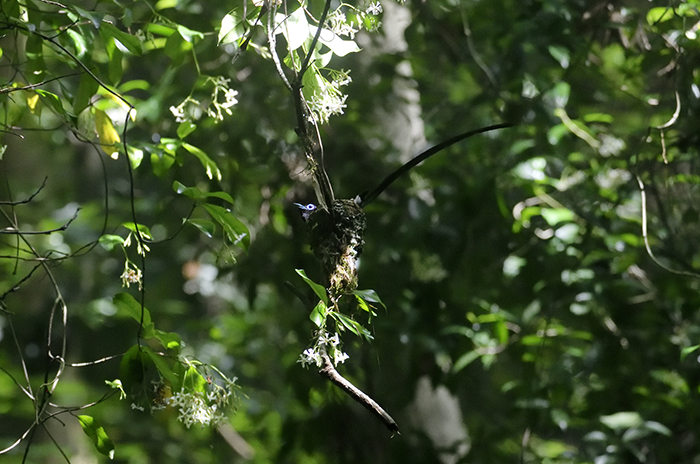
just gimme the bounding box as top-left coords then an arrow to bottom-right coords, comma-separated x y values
318,346 -> 399,434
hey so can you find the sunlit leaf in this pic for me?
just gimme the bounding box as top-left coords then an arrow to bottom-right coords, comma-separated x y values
77,415 -> 115,459
98,234 -> 125,251
202,203 -> 250,249
218,8 -> 246,45
453,350 -> 480,372
187,219 -> 215,238
100,22 -> 143,55
173,181 -> 234,204
600,412 -> 643,430
309,301 -> 326,327
276,8 -> 310,51
177,122 -> 197,139
127,146 -> 143,169
95,109 -> 121,158
295,269 -> 328,305
181,142 -> 221,181
113,292 -> 154,338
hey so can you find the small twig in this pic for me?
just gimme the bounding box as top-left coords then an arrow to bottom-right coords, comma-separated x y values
0,73 -> 83,95
267,1 -> 293,92
318,346 -> 399,434
0,262 -> 42,301
0,207 -> 80,235
299,0 -> 332,79
0,176 -> 48,205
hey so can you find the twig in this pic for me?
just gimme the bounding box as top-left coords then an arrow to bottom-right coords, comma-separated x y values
318,346 -> 399,434
0,176 -> 48,205
299,0 -> 332,78
0,207 -> 80,235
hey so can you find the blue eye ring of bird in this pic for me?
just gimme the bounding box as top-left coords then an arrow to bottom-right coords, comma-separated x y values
294,202 -> 317,221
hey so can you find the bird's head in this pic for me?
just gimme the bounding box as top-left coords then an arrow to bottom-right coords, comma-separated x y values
294,202 -> 317,221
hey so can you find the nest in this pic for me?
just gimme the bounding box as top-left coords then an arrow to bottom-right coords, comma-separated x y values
307,199 -> 366,299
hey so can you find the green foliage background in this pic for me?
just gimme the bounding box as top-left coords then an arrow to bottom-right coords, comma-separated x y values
2,0 -> 700,462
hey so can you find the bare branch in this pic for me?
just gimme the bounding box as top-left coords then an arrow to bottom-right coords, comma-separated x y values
0,176 -> 48,205
318,347 -> 399,434
0,207 -> 80,235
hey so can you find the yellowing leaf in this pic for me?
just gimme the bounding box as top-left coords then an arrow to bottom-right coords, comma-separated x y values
26,93 -> 39,111
95,109 -> 121,159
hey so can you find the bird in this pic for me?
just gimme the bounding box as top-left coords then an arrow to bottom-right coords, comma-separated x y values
294,203 -> 317,221
296,123 -> 514,298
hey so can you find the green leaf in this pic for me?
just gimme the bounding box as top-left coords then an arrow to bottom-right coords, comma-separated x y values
333,312 -> 373,340
453,350 -> 480,372
541,208 -> 575,226
98,234 -> 125,251
646,7 -> 674,25
74,6 -> 104,28
66,28 -> 88,58
177,122 -> 197,139
183,365 -> 207,393
548,45 -> 570,69
121,222 -> 152,239
173,181 -> 234,204
113,292 -> 154,338
187,219 -> 215,238
202,203 -> 250,249
176,25 -> 204,42
100,22 -> 143,55
352,289 -> 386,311
313,26 -> 360,57
107,43 -> 124,85
127,146 -> 143,169
276,8 -> 310,51
600,412 -> 643,430
74,72 -> 99,115
35,89 -> 65,115
218,8 -> 246,45
309,301 -> 327,327
151,151 -> 176,177
143,346 -> 179,388
681,345 -> 699,360
164,31 -> 191,63
78,415 -> 115,459
295,269 -> 328,304
181,142 -> 221,180
153,329 -> 182,350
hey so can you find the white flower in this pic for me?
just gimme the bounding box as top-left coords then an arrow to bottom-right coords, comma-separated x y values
299,348 -> 322,368
120,262 -> 142,290
169,105 -> 186,123
222,88 -> 239,109
334,350 -> 349,365
366,2 -> 382,15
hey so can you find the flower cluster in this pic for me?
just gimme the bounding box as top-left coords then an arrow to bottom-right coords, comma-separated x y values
207,76 -> 239,121
165,390 -> 227,428
328,11 -> 359,39
120,261 -> 142,290
308,70 -> 352,124
169,76 -> 239,123
298,331 -> 349,368
162,373 -> 238,428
